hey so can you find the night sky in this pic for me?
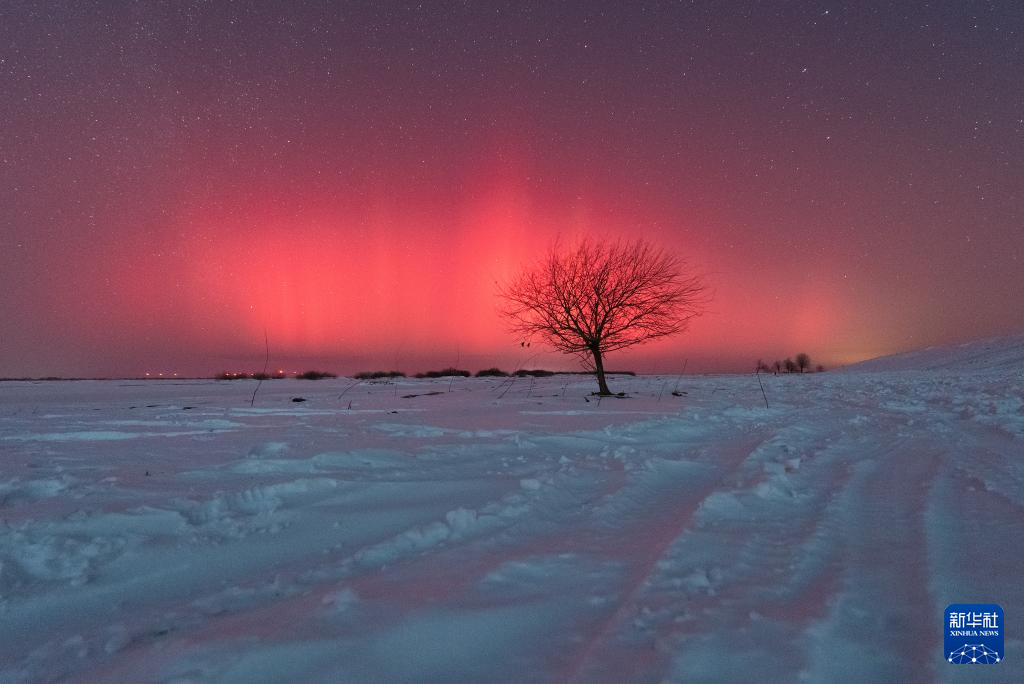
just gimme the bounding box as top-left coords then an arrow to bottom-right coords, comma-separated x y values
2,2 -> 1021,377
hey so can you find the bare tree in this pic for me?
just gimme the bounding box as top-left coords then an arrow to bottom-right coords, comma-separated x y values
795,352 -> 811,373
772,360 -> 782,374
499,238 -> 706,395
783,357 -> 798,373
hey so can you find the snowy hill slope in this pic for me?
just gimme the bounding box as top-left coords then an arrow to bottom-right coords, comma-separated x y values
842,332 -> 1024,373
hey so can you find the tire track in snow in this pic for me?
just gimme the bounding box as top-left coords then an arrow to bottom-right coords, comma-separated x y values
566,422 -> 858,682
0,477 -> 517,678
926,423 -> 1024,684
60,457 -> 624,682
800,435 -> 942,684
278,420 -> 741,608
560,432 -> 773,683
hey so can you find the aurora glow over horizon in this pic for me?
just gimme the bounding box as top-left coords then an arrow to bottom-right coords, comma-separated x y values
2,2 -> 1022,377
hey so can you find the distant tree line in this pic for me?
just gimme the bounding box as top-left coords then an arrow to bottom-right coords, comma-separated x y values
215,368 -> 636,381
756,353 -> 824,374
473,368 -> 635,378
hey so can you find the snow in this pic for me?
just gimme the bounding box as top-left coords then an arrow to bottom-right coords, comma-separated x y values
0,348 -> 1022,682
844,332 -> 1024,373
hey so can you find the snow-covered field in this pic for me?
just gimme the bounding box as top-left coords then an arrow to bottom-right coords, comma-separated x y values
1,351 -> 1022,682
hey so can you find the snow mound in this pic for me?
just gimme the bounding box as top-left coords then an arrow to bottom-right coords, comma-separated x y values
0,477 -> 72,505
842,332 -> 1024,373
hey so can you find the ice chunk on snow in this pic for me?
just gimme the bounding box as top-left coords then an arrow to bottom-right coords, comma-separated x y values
0,477 -> 71,505
2,532 -> 125,588
103,626 -> 130,654
445,507 -> 478,534
246,441 -> 289,458
321,587 -> 359,612
698,491 -> 747,519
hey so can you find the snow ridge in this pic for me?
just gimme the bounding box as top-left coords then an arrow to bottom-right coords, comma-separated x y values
843,332 -> 1024,373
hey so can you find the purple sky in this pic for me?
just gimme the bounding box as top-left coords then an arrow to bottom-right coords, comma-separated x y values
1,2 -> 1021,377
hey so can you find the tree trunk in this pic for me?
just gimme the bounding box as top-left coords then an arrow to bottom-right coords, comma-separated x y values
591,346 -> 612,395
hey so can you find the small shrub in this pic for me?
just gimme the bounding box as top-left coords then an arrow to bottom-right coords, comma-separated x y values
414,368 -> 471,378
295,370 -> 337,380
354,370 -> 406,380
514,369 -> 556,377
475,367 -> 509,377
